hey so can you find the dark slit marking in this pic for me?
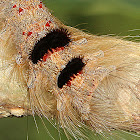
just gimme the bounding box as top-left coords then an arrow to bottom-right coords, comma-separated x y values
30,28 -> 71,64
57,57 -> 85,88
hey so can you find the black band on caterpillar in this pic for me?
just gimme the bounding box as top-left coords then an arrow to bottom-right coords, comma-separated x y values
30,28 -> 71,64
57,57 -> 85,88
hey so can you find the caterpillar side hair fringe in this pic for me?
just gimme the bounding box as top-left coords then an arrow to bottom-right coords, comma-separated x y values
0,0 -> 140,139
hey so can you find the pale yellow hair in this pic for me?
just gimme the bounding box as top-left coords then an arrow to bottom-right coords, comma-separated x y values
0,0 -> 140,139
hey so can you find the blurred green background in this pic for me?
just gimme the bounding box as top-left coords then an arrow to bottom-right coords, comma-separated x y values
45,0 -> 140,41
0,0 -> 140,140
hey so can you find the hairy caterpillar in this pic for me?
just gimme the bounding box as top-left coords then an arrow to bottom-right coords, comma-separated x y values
0,0 -> 140,140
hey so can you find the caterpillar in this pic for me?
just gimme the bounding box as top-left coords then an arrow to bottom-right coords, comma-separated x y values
0,0 -> 140,140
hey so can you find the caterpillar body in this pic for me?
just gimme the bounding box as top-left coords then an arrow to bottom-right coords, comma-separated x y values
0,0 -> 140,140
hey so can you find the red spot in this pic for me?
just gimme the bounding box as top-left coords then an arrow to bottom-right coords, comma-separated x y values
60,47 -> 64,50
19,7 -> 23,13
66,81 -> 71,87
45,22 -> 50,27
13,5 -> 16,8
39,4 -> 42,8
43,53 -> 51,62
42,54 -> 47,62
27,32 -> 32,36
22,32 -> 25,35
48,20 -> 52,23
78,71 -> 82,74
56,47 -> 64,51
